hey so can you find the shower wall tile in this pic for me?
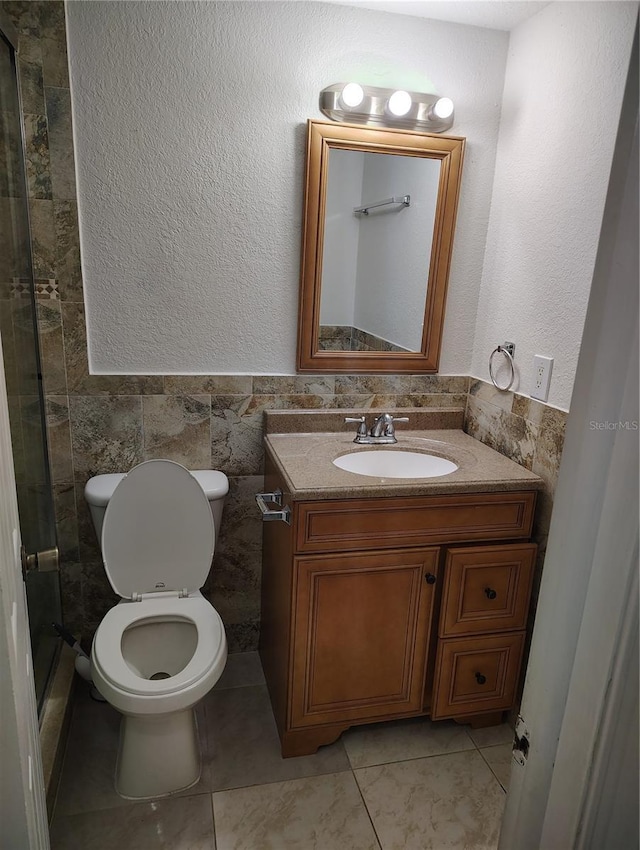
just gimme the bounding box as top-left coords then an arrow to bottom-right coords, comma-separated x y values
36,299 -> 66,394
18,54 -> 45,114
52,481 -> 78,562
69,395 -> 144,479
44,86 -> 76,200
36,0 -> 67,42
28,197 -> 56,276
53,200 -> 83,300
0,297 -> 18,396
142,394 -> 211,468
46,395 -> 73,482
41,35 -> 68,88
22,113 -> 52,199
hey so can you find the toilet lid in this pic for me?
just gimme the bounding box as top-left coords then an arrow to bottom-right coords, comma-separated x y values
101,460 -> 215,599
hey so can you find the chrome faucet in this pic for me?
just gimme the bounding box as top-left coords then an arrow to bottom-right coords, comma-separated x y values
344,413 -> 409,445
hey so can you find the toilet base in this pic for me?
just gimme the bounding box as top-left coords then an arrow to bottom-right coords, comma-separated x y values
115,707 -> 201,799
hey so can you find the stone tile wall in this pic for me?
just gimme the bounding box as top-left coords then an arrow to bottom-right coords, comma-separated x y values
465,379 -> 568,619
53,366 -> 472,652
3,2 -> 568,653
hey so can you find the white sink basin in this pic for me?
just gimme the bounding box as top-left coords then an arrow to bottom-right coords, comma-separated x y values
333,450 -> 458,479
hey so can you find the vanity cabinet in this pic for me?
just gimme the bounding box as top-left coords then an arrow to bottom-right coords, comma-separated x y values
259,456 -> 537,757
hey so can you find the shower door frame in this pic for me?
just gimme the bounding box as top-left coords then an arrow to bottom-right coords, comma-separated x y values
0,8 -> 61,714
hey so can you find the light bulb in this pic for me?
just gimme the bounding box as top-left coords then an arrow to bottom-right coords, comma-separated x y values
340,83 -> 364,108
387,90 -> 412,117
433,97 -> 454,119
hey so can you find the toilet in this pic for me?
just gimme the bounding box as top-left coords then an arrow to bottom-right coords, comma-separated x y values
84,459 -> 229,800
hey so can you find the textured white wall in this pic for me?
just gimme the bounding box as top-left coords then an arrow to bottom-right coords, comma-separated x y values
66,0 -> 508,374
470,1 -> 636,410
354,152 -> 439,350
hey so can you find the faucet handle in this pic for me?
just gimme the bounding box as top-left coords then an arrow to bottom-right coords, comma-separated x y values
384,415 -> 409,437
344,416 -> 368,437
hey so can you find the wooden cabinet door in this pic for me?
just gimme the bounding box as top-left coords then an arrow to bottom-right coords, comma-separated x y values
290,548 -> 439,729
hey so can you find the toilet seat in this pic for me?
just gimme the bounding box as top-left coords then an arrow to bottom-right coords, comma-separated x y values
101,460 -> 215,599
92,595 -> 225,697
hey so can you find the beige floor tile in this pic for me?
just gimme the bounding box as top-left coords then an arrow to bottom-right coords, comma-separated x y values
206,684 -> 350,791
356,749 -> 505,850
465,722 -> 514,749
480,743 -> 513,791
212,772 -> 381,850
212,650 -> 266,690
343,716 -> 475,769
50,793 -> 215,849
55,688 -> 211,816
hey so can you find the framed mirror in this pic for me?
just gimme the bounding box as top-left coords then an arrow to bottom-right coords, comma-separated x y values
297,120 -> 465,373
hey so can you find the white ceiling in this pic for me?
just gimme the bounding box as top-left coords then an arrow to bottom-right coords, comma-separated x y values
319,1 -> 550,31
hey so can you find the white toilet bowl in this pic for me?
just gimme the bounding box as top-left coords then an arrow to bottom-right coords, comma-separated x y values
86,460 -> 229,800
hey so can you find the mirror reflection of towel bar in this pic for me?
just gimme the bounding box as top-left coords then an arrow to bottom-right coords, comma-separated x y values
354,194 -> 410,216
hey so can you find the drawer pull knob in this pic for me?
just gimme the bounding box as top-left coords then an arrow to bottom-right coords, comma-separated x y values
425,573 -> 437,585
475,672 -> 487,685
484,587 -> 497,599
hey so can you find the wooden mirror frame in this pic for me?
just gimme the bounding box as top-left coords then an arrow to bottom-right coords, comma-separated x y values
297,120 -> 465,373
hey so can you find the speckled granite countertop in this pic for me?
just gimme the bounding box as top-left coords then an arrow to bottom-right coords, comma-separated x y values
263,410 -> 543,501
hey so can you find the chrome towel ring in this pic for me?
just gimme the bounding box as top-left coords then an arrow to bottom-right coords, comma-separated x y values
489,345 -> 515,392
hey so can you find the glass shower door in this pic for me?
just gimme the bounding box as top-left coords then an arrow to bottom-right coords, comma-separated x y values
0,21 -> 60,712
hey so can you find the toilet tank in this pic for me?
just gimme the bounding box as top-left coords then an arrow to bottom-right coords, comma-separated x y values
84,468 -> 229,549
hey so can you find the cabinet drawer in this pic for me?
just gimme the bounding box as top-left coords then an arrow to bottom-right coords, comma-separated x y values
431,632 -> 525,719
440,544 -> 536,637
294,491 -> 536,554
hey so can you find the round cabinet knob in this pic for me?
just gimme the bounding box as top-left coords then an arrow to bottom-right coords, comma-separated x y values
475,672 -> 487,685
484,587 -> 497,600
425,573 -> 437,585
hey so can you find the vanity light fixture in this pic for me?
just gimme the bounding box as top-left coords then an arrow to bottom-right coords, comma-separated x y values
320,82 -> 455,133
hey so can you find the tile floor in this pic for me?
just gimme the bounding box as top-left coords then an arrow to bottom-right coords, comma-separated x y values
49,652 -> 514,850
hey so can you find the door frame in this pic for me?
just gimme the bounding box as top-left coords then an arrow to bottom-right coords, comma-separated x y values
498,28 -> 638,850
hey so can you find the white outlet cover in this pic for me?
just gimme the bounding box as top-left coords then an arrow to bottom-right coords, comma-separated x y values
532,355 -> 553,401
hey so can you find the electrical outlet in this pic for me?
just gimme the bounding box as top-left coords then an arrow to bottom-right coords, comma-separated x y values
532,355 -> 553,401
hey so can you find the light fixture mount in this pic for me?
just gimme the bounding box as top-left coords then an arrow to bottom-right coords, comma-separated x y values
320,83 -> 455,133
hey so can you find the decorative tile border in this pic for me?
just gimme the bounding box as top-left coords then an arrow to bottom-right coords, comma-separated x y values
8,277 -> 59,299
